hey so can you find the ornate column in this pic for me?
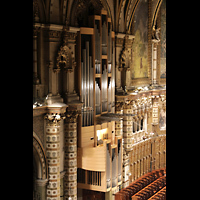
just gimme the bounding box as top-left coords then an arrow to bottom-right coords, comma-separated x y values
45,105 -> 67,200
64,106 -> 81,200
33,26 -> 40,85
123,101 -> 134,152
115,101 -> 124,137
120,99 -> 134,188
152,28 -> 160,86
35,179 -> 48,200
151,95 -> 159,135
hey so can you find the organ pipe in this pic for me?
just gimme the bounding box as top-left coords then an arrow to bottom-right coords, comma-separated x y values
111,40 -> 115,109
108,22 -> 111,62
95,21 -> 101,64
118,140 -> 122,182
106,144 -> 111,189
95,80 -> 101,115
81,40 -> 94,126
80,14 -> 114,125
102,63 -> 107,112
102,15 -> 107,55
112,148 -> 117,187
108,77 -> 111,112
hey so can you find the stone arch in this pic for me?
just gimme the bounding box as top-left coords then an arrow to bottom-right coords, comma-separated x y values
68,0 -> 113,28
151,0 -> 163,32
33,0 -> 46,23
33,131 -> 48,180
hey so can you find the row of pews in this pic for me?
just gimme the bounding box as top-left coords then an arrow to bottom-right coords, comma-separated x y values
115,168 -> 166,200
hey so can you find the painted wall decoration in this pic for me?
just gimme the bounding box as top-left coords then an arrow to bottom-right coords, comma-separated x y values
131,0 -> 148,79
160,0 -> 166,78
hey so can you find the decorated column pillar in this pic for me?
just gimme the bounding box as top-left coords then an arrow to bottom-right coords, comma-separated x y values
45,105 -> 67,200
33,26 -> 40,85
152,28 -> 160,86
123,102 -> 133,151
123,101 -> 133,188
64,107 -> 81,200
115,101 -> 124,137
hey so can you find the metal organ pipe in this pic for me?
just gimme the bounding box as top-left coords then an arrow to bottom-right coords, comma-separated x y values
112,149 -> 117,187
108,78 -> 111,112
81,40 -> 94,126
106,144 -> 111,189
95,80 -> 101,115
95,21 -> 101,74
102,64 -> 107,112
118,141 -> 122,182
111,40 -> 115,110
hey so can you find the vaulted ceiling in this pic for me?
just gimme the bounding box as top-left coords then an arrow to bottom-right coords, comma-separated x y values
33,0 -> 163,34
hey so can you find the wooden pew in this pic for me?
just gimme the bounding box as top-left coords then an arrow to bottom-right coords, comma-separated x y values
148,186 -> 166,200
131,175 -> 166,200
115,168 -> 166,200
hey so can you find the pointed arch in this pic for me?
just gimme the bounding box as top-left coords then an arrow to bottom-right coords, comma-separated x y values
116,0 -> 126,32
127,0 -> 140,33
33,0 -> 46,23
67,0 -> 113,29
33,131 -> 48,180
151,0 -> 163,31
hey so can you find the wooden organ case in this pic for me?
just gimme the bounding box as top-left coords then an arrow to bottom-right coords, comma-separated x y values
76,10 -> 122,195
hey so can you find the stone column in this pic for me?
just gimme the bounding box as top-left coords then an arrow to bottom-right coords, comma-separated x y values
115,101 -> 123,137
115,101 -> 123,188
33,26 -> 40,85
45,105 -> 67,200
64,109 -> 80,200
35,179 -> 48,200
123,103 -> 133,151
151,40 -> 160,86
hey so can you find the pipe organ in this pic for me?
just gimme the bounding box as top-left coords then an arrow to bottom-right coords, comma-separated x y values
95,79 -> 101,115
102,60 -> 108,112
76,10 -> 123,195
81,39 -> 94,126
106,143 -> 111,189
77,11 -> 115,125
112,148 -> 117,188
118,140 -> 122,183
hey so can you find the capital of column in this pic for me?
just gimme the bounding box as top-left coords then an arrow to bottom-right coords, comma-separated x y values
115,101 -> 124,112
45,103 -> 68,126
45,112 -> 66,126
65,103 -> 82,123
65,110 -> 80,123
35,179 -> 48,187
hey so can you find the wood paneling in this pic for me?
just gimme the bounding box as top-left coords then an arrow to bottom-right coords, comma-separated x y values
80,126 -> 95,147
77,142 -> 106,171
